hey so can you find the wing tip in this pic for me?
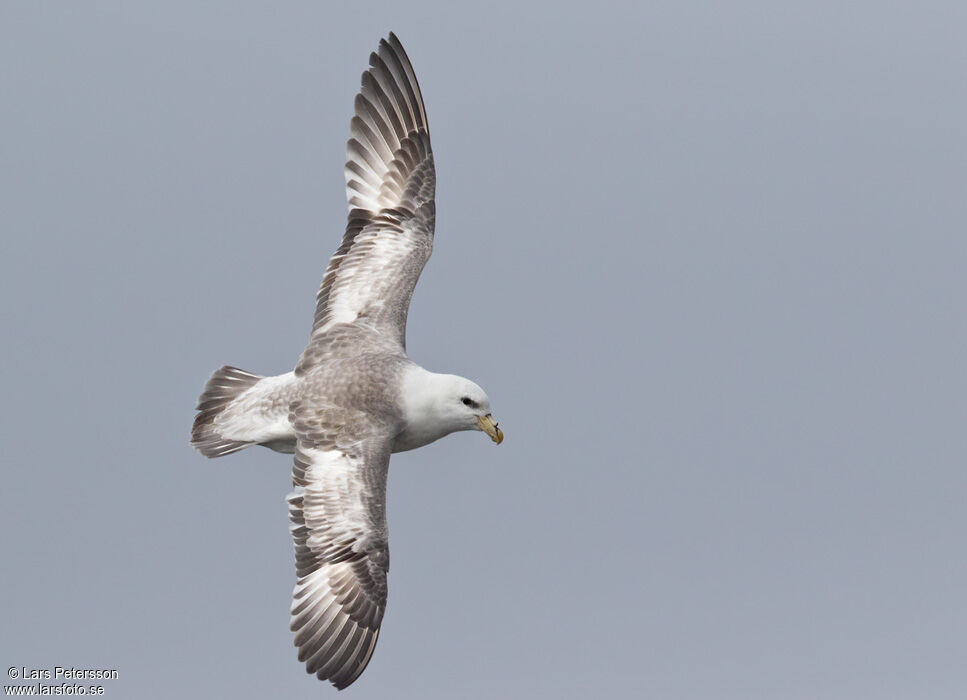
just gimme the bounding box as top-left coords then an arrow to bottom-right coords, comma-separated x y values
321,627 -> 381,690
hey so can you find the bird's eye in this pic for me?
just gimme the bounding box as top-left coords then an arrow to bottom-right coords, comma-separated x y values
462,397 -> 476,408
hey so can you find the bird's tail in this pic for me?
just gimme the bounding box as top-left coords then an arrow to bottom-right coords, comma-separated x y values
190,366 -> 299,457
190,366 -> 264,457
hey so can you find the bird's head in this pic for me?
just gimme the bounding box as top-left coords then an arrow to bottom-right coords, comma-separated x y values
399,369 -> 504,448
442,375 -> 503,444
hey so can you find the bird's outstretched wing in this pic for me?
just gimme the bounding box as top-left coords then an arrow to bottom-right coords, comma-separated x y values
286,402 -> 393,689
299,33 -> 434,372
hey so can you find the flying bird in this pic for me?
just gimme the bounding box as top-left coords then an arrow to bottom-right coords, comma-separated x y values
190,33 -> 502,689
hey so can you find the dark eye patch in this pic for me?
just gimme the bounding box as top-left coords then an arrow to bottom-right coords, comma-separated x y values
462,397 -> 477,408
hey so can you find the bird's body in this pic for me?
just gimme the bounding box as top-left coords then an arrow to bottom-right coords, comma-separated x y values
189,33 -> 501,689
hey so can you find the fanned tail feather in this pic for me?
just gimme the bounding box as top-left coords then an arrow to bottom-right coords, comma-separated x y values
190,366 -> 263,457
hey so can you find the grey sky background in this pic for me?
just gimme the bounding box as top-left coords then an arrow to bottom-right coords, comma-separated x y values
2,2 -> 965,698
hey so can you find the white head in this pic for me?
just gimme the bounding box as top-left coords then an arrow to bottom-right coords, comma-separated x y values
397,368 -> 503,451
439,374 -> 502,439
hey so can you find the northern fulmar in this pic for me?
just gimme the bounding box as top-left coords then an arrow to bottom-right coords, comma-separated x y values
190,32 -> 502,689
